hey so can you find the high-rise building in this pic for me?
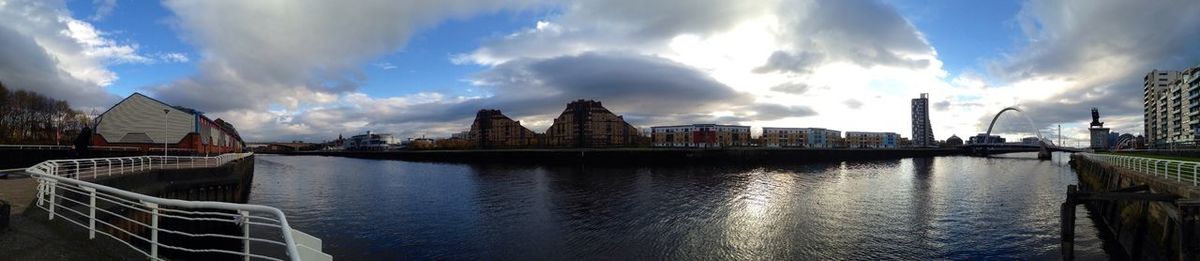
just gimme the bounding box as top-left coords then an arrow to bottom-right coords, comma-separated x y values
544,100 -> 640,148
1142,68 -> 1200,146
911,93 -> 935,147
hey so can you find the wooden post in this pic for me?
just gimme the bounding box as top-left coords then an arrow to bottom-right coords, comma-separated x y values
1062,185 -> 1077,261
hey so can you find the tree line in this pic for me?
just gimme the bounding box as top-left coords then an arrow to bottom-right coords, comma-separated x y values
0,81 -> 91,145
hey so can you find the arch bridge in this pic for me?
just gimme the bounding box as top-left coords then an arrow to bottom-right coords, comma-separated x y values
963,106 -> 1086,159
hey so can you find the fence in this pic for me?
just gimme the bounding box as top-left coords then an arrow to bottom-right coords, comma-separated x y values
1083,153 -> 1199,186
24,153 -> 329,261
0,144 -> 141,151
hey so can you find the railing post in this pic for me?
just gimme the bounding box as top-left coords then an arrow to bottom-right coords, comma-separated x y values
85,187 -> 96,239
241,210 -> 251,261
146,202 -> 159,258
47,179 -> 56,220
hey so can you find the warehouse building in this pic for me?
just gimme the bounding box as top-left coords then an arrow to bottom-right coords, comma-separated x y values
91,93 -> 244,154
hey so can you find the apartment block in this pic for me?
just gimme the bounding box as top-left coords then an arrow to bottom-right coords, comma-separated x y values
468,109 -> 540,148
760,127 -> 841,148
1144,66 -> 1200,146
651,124 -> 751,148
844,131 -> 899,148
544,100 -> 640,148
911,93 -> 935,147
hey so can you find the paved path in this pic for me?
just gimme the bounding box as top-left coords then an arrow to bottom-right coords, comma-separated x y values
0,175 -> 142,260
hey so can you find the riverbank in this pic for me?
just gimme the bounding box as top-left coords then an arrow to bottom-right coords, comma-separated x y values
264,147 -> 1004,165
1069,154 -> 1200,260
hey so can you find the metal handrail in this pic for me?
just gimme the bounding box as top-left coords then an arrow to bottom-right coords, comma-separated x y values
1082,153 -> 1199,186
0,144 -> 72,150
0,144 -> 141,151
24,153 -> 329,261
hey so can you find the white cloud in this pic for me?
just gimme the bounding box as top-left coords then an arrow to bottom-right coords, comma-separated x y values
373,62 -> 397,70
157,52 -> 189,63
89,0 -> 117,21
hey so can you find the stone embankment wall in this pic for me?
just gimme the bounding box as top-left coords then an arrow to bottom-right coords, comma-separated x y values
1070,154 -> 1200,260
88,155 -> 256,259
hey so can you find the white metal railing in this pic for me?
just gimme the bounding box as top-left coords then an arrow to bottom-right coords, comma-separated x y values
1083,153 -> 1199,186
24,153 -> 330,261
0,144 -> 141,151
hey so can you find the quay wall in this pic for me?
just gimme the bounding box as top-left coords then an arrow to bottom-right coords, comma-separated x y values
84,155 -> 256,259
268,148 -> 990,165
1070,154 -> 1200,260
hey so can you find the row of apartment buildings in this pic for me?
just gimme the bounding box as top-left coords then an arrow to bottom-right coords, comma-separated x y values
468,100 -> 641,148
646,126 -> 902,148
1144,65 -> 1200,145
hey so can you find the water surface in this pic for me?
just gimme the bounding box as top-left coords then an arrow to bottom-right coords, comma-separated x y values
249,152 -> 1116,260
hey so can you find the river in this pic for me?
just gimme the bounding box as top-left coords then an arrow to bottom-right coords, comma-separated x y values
248,152 -> 1119,260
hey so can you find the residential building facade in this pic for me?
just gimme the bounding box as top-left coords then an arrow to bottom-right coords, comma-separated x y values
651,124 -> 751,148
911,93 -> 935,147
844,131 -> 899,148
468,109 -> 540,149
544,100 -> 640,148
760,127 -> 841,148
1144,68 -> 1191,145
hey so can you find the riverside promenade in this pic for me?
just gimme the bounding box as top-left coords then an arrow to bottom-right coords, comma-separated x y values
0,174 -> 142,260
0,153 -> 330,261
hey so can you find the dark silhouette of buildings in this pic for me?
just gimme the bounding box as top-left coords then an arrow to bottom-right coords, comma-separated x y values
544,100 -> 640,148
468,109 -> 539,149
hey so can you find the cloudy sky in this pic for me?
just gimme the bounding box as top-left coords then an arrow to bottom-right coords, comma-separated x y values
2,0 -> 1199,144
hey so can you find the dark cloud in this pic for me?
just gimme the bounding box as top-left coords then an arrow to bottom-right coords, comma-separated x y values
843,99 -> 863,109
154,0 -> 539,113
754,51 -> 824,74
933,100 -> 951,111
460,51 -> 757,121
769,82 -> 812,95
467,0 -> 771,63
0,24 -> 118,108
750,103 -> 817,120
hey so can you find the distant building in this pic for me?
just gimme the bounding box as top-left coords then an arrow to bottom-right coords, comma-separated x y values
450,131 -> 470,140
911,93 -> 935,147
92,93 -> 244,154
1020,137 -> 1041,145
968,133 -> 1005,144
945,134 -> 964,146
845,131 -> 899,148
468,109 -> 539,149
760,127 -> 841,148
651,124 -> 751,148
346,131 -> 399,151
544,100 -> 639,148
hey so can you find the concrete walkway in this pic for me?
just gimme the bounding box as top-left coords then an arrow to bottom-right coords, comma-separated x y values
0,175 -> 139,260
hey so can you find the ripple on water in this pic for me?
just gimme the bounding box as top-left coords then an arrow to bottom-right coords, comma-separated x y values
248,153 -> 1116,260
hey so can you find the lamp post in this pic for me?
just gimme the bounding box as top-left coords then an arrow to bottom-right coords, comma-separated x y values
163,109 -> 169,158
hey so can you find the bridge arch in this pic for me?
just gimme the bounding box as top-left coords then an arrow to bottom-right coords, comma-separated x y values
984,106 -> 1046,144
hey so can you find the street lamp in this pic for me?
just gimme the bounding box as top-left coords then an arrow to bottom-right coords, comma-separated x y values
163,109 -> 169,158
